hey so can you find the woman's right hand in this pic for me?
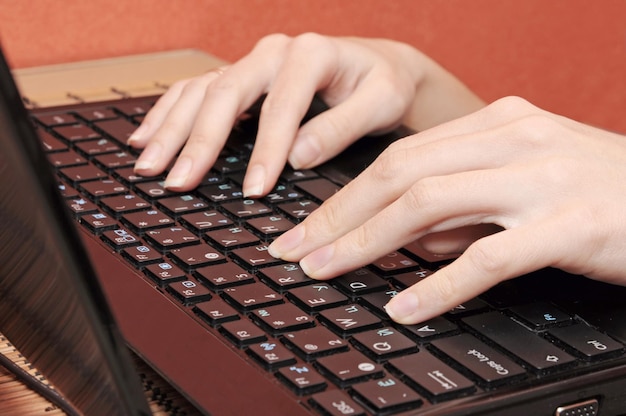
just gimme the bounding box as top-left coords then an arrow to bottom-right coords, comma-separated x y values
128,33 -> 484,197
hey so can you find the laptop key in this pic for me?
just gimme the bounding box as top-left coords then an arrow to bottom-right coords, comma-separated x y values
309,390 -> 366,416
101,228 -> 141,250
287,283 -> 349,312
194,261 -> 255,291
75,138 -> 121,156
388,351 -> 475,401
282,326 -> 349,361
48,150 -> 87,168
231,244 -> 283,269
169,245 -> 226,269
277,199 -> 319,221
100,193 -> 151,216
350,376 -> 422,414
332,268 -> 389,297
60,164 -> 107,184
167,280 -> 212,305
548,323 -> 625,360
315,350 -> 384,387
122,244 -> 163,267
219,319 -> 267,347
318,304 -> 383,336
295,177 -> 340,202
276,364 -> 327,396
80,178 -> 127,199
250,302 -> 315,334
157,194 -> 210,217
221,198 -> 272,219
351,327 -> 418,362
193,298 -> 240,326
431,333 -> 526,385
509,302 -> 572,330
247,341 -> 297,370
402,316 -> 458,341
197,182 -> 243,203
144,227 -> 200,251
144,261 -> 186,286
258,263 -> 313,292
370,251 -> 419,275
221,282 -> 283,311
53,124 -> 100,142
463,311 -> 576,372
66,196 -> 99,216
80,210 -> 118,233
246,215 -> 295,238
95,151 -> 137,170
122,209 -> 175,233
180,210 -> 233,233
135,180 -> 178,200
205,226 -> 260,250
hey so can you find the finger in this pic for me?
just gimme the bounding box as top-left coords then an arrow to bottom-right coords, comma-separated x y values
287,75 -> 413,170
242,34 -> 340,196
163,52 -> 285,190
384,218 -> 566,324
269,118 -> 541,261
133,71 -> 224,176
296,166 -> 530,280
128,77 -> 190,148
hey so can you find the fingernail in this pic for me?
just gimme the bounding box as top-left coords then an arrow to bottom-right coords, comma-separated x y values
128,123 -> 148,145
288,134 -> 321,169
134,142 -> 161,171
384,291 -> 419,322
268,225 -> 305,258
300,245 -> 334,278
243,164 -> 266,197
164,156 -> 192,189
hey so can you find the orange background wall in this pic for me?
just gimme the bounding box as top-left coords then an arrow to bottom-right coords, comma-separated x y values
0,0 -> 624,133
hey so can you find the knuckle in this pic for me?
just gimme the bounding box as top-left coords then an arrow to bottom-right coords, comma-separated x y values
290,32 -> 329,51
260,92 -> 295,118
490,95 -> 536,115
186,131 -> 213,148
308,196 -> 344,235
404,178 -> 441,210
370,143 -> 409,183
345,225 -> 375,257
427,271 -> 460,304
157,118 -> 187,138
254,33 -> 291,50
464,238 -> 506,276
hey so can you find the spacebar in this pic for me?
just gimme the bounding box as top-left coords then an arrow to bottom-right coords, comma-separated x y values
463,311 -> 576,371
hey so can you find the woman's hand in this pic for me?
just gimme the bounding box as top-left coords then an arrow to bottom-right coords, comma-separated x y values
128,33 -> 483,196
269,96 -> 626,324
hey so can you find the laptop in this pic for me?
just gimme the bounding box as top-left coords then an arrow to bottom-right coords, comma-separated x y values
2,43 -> 626,416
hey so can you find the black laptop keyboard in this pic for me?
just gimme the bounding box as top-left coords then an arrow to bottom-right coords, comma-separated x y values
33,97 -> 625,415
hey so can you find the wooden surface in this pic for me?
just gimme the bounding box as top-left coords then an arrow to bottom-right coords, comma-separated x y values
0,332 -> 198,415
0,0 -> 624,133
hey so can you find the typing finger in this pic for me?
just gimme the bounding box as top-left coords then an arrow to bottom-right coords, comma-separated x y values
242,34 -> 341,196
296,166 -> 528,279
132,71 -> 225,177
268,114 -> 545,262
384,217 -> 568,324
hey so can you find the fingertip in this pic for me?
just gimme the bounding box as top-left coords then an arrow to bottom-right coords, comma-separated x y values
243,164 -> 267,197
127,123 -> 150,147
384,290 -> 422,324
288,133 -> 322,169
133,141 -> 162,173
163,156 -> 193,189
